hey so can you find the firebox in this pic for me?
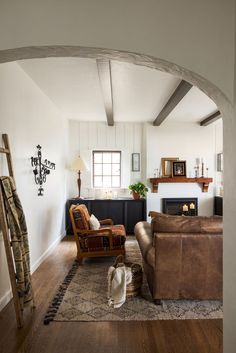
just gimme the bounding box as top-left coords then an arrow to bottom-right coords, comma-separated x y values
162,198 -> 198,216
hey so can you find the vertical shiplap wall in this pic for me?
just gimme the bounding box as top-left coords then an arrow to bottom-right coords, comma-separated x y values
67,120 -> 143,198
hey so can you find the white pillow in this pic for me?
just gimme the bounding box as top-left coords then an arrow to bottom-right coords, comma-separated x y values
89,214 -> 100,230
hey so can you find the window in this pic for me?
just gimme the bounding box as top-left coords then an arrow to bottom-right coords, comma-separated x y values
93,151 -> 121,188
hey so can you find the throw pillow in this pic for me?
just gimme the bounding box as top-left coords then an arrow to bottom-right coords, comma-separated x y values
89,214 -> 100,230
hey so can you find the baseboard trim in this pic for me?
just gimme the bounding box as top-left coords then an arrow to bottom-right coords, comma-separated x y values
0,289 -> 12,311
0,232 -> 65,311
31,233 -> 65,273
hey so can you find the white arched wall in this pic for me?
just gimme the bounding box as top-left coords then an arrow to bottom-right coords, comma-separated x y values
0,0 -> 234,102
0,44 -> 234,353
0,1 -> 235,352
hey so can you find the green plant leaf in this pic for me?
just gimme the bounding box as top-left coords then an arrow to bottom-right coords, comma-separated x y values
128,182 -> 148,198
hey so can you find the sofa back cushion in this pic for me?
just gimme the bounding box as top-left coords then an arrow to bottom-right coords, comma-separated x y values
151,213 -> 222,234
200,216 -> 223,234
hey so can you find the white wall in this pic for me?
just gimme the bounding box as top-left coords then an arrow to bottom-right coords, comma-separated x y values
67,120 -> 143,198
145,122 -> 223,218
68,119 -> 223,219
0,62 -> 67,310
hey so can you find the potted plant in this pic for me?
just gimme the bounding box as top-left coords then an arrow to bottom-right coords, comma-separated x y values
128,182 -> 148,200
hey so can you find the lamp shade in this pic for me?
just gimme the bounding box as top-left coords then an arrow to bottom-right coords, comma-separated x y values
70,156 -> 88,172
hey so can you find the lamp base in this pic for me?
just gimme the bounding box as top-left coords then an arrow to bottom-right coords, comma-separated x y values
77,170 -> 81,198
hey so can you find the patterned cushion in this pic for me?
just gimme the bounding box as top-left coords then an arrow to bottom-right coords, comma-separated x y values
79,224 -> 126,252
73,205 -> 90,230
100,224 -> 126,236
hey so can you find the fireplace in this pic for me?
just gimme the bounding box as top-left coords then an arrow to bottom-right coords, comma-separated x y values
162,198 -> 198,216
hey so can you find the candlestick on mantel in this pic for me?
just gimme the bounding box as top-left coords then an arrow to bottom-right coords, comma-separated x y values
201,162 -> 204,177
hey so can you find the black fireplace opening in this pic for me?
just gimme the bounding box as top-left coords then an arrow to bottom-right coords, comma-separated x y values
162,198 -> 198,216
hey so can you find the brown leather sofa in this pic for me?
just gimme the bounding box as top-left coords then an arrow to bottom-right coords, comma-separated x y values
134,213 -> 223,302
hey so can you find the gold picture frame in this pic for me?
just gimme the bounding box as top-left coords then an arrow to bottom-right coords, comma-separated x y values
161,157 -> 179,177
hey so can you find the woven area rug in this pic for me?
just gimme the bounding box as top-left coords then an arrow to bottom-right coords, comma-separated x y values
44,238 -> 223,323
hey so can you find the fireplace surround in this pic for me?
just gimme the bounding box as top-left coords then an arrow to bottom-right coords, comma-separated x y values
162,198 -> 198,216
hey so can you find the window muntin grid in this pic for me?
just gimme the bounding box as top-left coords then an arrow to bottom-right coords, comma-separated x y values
93,151 -> 121,188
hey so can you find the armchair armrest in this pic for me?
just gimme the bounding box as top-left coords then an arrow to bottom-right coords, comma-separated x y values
99,219 -> 114,225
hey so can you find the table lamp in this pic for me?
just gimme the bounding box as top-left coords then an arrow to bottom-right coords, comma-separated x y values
70,156 -> 88,198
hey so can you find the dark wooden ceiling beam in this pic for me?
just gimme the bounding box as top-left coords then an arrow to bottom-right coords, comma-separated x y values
96,59 -> 114,126
200,110 -> 221,126
153,80 -> 192,126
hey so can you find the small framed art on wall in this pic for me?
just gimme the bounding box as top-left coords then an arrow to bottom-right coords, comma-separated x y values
132,153 -> 140,172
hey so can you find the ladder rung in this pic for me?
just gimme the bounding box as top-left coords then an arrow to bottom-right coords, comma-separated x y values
0,147 -> 10,154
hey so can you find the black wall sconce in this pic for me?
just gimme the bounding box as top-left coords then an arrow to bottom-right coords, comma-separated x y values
31,145 -> 56,196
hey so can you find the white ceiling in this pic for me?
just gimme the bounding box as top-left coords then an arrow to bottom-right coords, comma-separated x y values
18,57 -> 218,124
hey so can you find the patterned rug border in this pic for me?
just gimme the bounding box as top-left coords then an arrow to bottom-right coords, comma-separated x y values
44,260 -> 79,325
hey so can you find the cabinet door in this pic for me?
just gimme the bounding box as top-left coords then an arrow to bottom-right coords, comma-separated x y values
90,201 -> 108,220
125,200 -> 146,234
91,200 -> 124,224
106,201 -> 124,225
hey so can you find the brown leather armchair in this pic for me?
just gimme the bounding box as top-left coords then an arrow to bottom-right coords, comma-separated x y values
135,213 -> 223,303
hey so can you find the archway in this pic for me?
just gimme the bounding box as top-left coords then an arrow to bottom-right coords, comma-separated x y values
0,45 -> 234,351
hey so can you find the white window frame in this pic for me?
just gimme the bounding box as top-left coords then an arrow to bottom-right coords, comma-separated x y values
92,150 -> 121,188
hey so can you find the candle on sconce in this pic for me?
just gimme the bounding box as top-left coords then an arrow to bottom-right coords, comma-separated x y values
190,203 -> 195,210
183,204 -> 188,212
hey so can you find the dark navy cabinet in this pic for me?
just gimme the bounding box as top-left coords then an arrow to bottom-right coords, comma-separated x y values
65,198 -> 146,235
214,196 -> 223,216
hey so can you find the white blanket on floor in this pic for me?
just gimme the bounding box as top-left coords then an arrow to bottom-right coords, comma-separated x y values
107,265 -> 132,308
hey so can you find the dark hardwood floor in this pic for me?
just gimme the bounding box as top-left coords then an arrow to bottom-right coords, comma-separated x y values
0,237 -> 222,353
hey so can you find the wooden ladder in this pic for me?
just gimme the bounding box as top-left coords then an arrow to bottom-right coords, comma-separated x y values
0,134 -> 33,328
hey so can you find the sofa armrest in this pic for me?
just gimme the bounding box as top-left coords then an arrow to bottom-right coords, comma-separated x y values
134,222 -> 154,265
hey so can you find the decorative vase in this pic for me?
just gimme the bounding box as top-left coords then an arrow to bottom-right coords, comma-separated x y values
132,191 -> 140,200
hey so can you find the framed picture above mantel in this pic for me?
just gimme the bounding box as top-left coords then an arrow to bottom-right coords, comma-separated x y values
172,160 -> 186,177
217,153 -> 223,172
161,157 -> 179,177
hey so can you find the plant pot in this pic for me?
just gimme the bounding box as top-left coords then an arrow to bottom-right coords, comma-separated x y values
132,191 -> 140,200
